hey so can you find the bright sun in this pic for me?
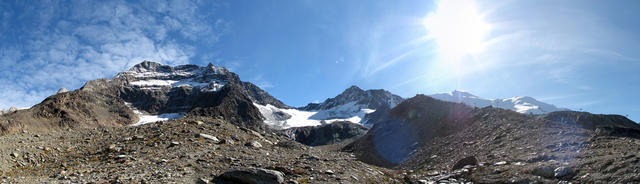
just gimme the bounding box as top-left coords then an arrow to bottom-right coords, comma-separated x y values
423,0 -> 490,57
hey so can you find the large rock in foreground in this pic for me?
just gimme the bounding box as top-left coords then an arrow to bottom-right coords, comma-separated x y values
220,167 -> 285,184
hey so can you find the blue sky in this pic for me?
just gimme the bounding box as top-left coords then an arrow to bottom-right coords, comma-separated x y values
1,0 -> 639,122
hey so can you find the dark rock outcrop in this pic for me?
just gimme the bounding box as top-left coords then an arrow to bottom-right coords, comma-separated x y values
184,84 -> 268,132
282,121 -> 369,146
543,111 -> 640,138
451,156 -> 478,171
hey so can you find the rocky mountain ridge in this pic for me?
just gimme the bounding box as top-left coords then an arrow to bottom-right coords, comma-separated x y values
300,85 -> 403,112
254,86 -> 404,129
82,61 -> 288,114
0,61 -> 277,135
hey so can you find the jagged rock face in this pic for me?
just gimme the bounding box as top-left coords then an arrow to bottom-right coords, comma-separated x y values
119,61 -> 239,92
254,85 -> 403,129
0,91 -> 136,135
183,84 -> 268,132
82,61 -> 288,114
0,61 -> 283,135
297,85 -> 403,126
282,121 -> 369,146
300,85 -> 403,111
241,82 -> 289,108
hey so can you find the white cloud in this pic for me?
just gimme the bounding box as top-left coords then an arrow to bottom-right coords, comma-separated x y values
0,0 -> 227,109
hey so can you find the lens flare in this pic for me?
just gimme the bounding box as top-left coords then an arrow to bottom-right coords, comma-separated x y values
423,0 -> 491,57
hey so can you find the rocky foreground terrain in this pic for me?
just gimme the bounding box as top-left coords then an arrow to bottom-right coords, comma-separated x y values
0,116 -> 403,183
346,95 -> 640,183
3,96 -> 638,183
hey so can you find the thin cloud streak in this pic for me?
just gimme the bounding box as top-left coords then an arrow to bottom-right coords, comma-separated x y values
370,49 -> 416,76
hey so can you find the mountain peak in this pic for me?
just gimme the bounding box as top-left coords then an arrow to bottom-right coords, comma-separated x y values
57,88 -> 69,94
344,85 -> 364,93
128,60 -> 164,72
300,85 -> 403,113
82,61 -> 289,114
510,96 -> 535,101
449,90 -> 478,98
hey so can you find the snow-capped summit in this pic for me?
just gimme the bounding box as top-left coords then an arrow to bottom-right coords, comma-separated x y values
57,88 -> 69,94
118,60 -> 234,92
301,85 -> 403,111
254,85 -> 403,129
449,90 -> 477,98
430,90 -> 568,114
80,61 -> 288,126
431,90 -> 492,108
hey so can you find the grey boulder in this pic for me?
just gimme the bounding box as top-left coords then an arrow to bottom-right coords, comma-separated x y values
221,167 -> 285,184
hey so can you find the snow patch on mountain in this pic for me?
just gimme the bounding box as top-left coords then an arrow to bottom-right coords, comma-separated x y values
125,102 -> 185,126
259,86 -> 403,129
129,79 -> 225,91
254,103 -> 376,129
310,101 -> 375,120
430,90 -> 568,114
130,112 -> 185,126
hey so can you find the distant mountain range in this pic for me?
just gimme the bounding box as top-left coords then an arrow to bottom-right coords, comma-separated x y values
430,90 -> 569,114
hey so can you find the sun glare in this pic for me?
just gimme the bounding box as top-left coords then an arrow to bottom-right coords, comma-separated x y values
423,0 -> 490,57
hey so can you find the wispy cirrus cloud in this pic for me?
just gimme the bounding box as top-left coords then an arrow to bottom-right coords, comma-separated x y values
251,74 -> 275,89
0,0 -> 228,109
